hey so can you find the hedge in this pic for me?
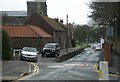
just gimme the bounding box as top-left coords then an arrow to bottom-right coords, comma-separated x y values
2,29 -> 13,60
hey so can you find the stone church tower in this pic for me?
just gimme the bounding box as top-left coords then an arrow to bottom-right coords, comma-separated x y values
27,0 -> 47,17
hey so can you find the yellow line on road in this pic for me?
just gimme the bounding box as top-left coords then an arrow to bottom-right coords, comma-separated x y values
93,64 -> 120,77
17,62 -> 39,80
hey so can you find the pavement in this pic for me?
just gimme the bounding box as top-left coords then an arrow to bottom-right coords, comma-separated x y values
1,60 -> 29,81
109,52 -> 120,75
100,51 -> 120,76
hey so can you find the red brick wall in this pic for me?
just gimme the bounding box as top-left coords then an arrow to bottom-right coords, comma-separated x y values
40,37 -> 52,49
10,37 -> 52,50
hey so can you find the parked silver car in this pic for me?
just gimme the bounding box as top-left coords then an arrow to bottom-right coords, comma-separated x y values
20,47 -> 38,62
41,43 -> 60,57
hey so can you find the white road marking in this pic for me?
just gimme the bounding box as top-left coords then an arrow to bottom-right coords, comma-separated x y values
47,63 -> 95,68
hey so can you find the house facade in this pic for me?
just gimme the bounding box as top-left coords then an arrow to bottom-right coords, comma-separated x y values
24,13 -> 67,48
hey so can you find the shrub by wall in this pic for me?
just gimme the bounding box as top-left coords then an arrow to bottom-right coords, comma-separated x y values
2,29 -> 12,60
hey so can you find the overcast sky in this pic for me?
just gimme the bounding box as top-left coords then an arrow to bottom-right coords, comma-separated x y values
0,0 -> 119,25
0,0 -> 92,25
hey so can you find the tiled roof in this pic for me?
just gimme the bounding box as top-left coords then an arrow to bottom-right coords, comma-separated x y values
41,15 -> 66,31
28,25 -> 52,37
25,13 -> 66,31
2,25 -> 52,38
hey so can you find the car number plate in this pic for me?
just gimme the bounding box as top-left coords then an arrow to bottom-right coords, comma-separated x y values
45,52 -> 50,54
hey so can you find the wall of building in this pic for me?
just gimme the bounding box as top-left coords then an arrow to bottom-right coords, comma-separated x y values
24,13 -> 54,35
2,16 -> 27,25
11,37 -> 40,50
53,30 -> 66,49
40,37 -> 52,49
27,1 -> 47,18
10,37 -> 52,50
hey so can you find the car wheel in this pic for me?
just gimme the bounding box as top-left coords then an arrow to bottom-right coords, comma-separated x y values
42,54 -> 44,57
57,53 -> 59,57
54,53 -> 57,57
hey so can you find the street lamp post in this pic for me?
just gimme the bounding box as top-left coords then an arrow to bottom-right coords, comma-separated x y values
66,14 -> 68,53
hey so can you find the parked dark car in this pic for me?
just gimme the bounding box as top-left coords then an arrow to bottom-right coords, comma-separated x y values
41,43 -> 60,57
20,47 -> 38,62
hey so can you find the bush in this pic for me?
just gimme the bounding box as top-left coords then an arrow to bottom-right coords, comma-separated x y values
2,29 -> 12,60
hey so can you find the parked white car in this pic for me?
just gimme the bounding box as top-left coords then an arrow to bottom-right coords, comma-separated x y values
20,47 -> 38,62
95,45 -> 101,51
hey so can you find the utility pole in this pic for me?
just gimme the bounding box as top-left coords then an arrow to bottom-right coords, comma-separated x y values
66,14 -> 68,53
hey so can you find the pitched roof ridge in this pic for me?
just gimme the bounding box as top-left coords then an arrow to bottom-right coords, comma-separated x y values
39,14 -> 56,31
40,15 -> 66,31
57,22 -> 66,30
28,25 -> 40,37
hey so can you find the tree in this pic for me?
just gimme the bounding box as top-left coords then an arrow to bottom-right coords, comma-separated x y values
89,2 -> 119,27
2,29 -> 13,60
89,27 -> 106,42
74,25 -> 93,43
89,2 -> 120,54
74,25 -> 86,43
73,24 -> 106,44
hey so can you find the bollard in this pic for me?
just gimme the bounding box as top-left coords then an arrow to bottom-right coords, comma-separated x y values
99,61 -> 109,80
13,50 -> 16,57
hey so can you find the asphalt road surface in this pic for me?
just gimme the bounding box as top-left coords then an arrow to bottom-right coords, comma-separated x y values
2,44 -> 118,81
20,45 -> 102,81
20,45 -> 118,81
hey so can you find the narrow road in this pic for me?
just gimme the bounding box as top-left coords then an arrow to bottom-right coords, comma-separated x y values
3,44 -> 118,81
20,45 -> 102,81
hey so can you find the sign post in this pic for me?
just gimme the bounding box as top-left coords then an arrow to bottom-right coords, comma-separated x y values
100,38 -> 104,48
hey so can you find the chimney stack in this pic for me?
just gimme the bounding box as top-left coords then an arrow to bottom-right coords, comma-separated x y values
55,18 -> 59,22
60,19 -> 63,23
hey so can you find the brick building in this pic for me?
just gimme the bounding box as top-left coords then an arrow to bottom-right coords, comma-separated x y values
3,25 -> 52,50
24,13 -> 67,48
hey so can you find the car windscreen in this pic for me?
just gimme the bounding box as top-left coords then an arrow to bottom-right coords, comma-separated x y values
22,47 -> 37,52
44,45 -> 55,49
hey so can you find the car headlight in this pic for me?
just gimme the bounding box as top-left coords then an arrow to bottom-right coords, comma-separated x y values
21,54 -> 26,56
52,49 -> 55,52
